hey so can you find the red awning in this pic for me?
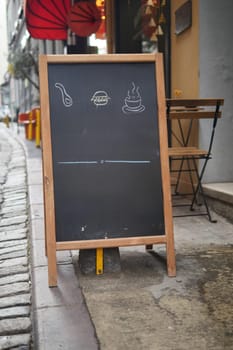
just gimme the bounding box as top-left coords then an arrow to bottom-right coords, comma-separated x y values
26,0 -> 71,40
67,2 -> 101,37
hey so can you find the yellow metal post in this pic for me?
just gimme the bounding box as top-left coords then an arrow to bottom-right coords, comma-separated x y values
3,115 -> 10,128
96,248 -> 103,275
28,111 -> 33,140
35,109 -> 41,147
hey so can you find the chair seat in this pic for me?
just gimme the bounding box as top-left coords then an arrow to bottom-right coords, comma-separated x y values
168,147 -> 208,157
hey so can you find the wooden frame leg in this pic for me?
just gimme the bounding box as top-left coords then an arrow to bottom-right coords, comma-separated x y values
47,238 -> 57,287
166,237 -> 176,277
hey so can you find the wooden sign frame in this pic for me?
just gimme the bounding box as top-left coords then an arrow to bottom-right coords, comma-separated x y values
39,53 -> 176,287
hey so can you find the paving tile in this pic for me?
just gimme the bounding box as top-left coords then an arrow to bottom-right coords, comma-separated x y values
0,223 -> 26,231
2,199 -> 27,209
0,306 -> 30,319
32,265 -> 83,308
0,294 -> 31,308
0,273 -> 29,286
0,257 -> 28,268
0,265 -> 28,278
0,334 -> 31,349
26,158 -> 42,172
0,249 -> 27,260
28,184 -> 43,205
0,282 -> 30,298
0,243 -> 27,256
36,305 -> 98,350
27,170 -> 43,186
30,218 -> 45,241
0,215 -> 28,228
0,239 -> 27,250
29,203 -> 44,220
0,230 -> 27,242
0,317 -> 31,335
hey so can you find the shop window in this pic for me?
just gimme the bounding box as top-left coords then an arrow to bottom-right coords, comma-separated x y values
88,0 -> 107,54
115,0 -> 168,54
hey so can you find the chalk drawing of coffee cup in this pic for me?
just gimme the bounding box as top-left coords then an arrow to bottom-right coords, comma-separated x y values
122,82 -> 145,114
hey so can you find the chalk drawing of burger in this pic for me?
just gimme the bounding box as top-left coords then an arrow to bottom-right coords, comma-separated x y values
91,90 -> 111,107
122,82 -> 145,114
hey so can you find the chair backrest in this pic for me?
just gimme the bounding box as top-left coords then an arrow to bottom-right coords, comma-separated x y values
166,98 -> 224,154
166,99 -> 224,120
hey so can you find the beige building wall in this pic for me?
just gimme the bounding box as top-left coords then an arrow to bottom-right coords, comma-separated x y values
171,0 -> 199,98
170,0 -> 199,190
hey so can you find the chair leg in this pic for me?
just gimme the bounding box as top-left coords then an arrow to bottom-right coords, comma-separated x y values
190,157 -> 208,208
190,158 -> 217,223
188,158 -> 203,206
187,157 -> 199,204
174,158 -> 185,194
174,157 -> 197,202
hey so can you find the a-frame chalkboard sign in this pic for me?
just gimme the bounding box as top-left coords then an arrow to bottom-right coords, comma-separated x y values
39,53 -> 176,286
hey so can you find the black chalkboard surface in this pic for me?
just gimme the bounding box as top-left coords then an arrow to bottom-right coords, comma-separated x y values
39,54 -> 176,285
47,62 -> 164,242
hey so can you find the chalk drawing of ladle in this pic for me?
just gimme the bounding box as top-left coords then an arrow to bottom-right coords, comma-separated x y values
55,83 -> 73,107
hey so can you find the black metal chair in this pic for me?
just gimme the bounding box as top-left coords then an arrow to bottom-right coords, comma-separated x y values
167,98 -> 224,222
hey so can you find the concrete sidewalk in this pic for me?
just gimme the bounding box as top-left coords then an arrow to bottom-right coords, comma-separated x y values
16,126 -> 99,350
5,124 -> 233,349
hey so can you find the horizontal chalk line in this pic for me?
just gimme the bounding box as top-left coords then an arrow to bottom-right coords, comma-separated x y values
58,160 -> 151,165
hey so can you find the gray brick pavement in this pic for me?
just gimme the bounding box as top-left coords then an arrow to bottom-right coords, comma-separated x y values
0,125 -> 32,349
